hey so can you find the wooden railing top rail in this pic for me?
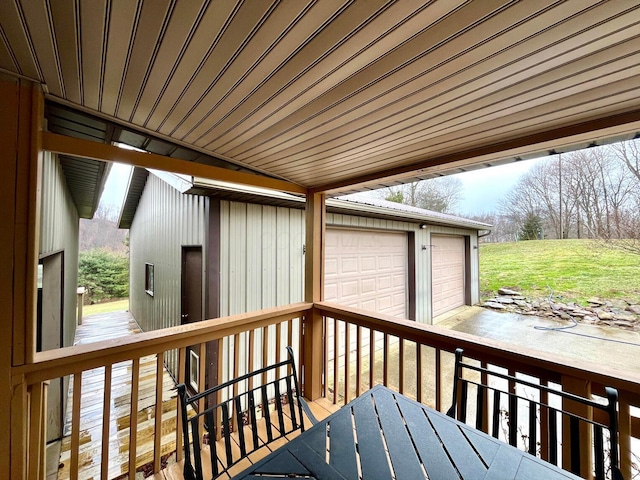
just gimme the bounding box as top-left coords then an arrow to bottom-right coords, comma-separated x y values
15,302 -> 312,385
314,302 -> 640,397
14,300 -> 640,399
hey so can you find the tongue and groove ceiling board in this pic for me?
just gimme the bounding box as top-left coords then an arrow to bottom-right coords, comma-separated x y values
2,0 -> 640,193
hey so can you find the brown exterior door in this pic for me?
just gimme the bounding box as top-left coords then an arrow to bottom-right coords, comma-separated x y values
182,247 -> 203,393
38,251 -> 65,441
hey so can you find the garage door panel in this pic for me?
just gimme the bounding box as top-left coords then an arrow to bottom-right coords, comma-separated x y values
325,258 -> 338,275
432,235 -> 465,318
325,228 -> 407,319
362,256 -> 376,271
341,257 -> 358,274
361,278 -> 376,293
377,275 -> 392,289
341,280 -> 359,298
325,284 -> 337,299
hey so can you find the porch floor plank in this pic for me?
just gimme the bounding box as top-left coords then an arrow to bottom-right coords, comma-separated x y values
55,310 -> 179,480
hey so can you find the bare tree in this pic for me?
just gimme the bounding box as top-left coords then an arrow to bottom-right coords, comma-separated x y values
79,203 -> 128,253
381,177 -> 464,213
498,140 -> 640,249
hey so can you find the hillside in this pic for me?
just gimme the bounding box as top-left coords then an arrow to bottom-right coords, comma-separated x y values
479,239 -> 640,304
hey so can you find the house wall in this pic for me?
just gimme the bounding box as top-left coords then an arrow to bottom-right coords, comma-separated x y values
327,212 -> 480,323
218,201 -> 305,384
129,173 -> 209,377
129,178 -> 480,386
39,151 -> 80,441
39,151 -> 79,349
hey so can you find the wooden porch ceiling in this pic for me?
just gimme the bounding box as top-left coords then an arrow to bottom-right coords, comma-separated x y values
2,1 -> 640,194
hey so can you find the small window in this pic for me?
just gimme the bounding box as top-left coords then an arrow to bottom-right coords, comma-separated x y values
145,263 -> 154,296
189,350 -> 199,391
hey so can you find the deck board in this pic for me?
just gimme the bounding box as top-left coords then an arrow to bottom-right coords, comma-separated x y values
56,310 -> 180,480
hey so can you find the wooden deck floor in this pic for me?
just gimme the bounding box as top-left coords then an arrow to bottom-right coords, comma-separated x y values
56,310 -> 179,480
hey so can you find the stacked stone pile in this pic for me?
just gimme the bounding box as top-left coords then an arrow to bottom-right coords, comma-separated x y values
483,288 -> 640,330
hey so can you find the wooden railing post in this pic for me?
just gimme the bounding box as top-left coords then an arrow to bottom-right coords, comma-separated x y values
618,390 -> 631,479
561,375 -> 592,479
303,192 -> 324,400
303,309 -> 324,401
76,288 -> 85,326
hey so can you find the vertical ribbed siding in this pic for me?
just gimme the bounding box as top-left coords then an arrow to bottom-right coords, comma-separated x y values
219,201 -> 305,383
326,213 -> 480,324
129,174 -> 208,377
39,151 -> 80,349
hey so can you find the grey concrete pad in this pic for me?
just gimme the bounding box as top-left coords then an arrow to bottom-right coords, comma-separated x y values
435,306 -> 640,375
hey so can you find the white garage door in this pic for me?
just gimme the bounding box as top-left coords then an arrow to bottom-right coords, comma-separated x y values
325,228 -> 407,318
431,235 -> 466,318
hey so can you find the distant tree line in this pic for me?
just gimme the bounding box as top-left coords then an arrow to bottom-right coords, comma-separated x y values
79,204 -> 128,253
477,139 -> 640,253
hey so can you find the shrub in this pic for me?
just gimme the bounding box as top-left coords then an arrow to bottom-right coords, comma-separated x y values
79,249 -> 129,303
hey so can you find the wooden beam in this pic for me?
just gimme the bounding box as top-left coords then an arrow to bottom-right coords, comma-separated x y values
303,193 -> 325,400
304,193 -> 324,304
1,73 -> 42,480
41,132 -> 307,195
310,109 -> 640,194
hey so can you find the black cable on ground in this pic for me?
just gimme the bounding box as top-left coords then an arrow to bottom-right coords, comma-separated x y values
533,287 -> 578,331
532,287 -> 640,347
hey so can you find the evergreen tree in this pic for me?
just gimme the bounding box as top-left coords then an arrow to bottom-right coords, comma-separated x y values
520,213 -> 543,240
78,249 -> 129,303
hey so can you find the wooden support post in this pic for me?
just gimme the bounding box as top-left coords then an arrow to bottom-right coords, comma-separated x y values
76,287 -> 85,325
27,382 -> 45,480
1,74 -> 43,480
561,375 -> 592,479
303,193 -> 324,400
153,355 -> 163,474
618,391 -> 631,480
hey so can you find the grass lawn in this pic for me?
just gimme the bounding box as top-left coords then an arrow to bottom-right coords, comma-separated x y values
83,298 -> 129,316
479,239 -> 640,304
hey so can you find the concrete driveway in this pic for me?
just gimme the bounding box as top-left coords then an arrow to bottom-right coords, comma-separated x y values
434,306 -> 640,376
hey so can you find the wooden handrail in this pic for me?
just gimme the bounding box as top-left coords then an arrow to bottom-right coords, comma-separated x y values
314,301 -> 640,396
316,301 -> 640,479
16,302 -> 311,385
13,301 -> 640,479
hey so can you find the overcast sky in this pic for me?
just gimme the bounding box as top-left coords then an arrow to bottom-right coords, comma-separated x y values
451,158 -> 542,216
99,156 -> 546,218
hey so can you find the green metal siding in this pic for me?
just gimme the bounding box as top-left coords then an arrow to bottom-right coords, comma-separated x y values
39,151 -> 80,349
219,201 -> 305,384
129,173 -> 208,377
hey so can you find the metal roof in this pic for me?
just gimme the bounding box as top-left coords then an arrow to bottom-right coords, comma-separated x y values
4,1 -> 640,194
117,168 -> 149,229
46,104 -> 111,218
123,172 -> 491,231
